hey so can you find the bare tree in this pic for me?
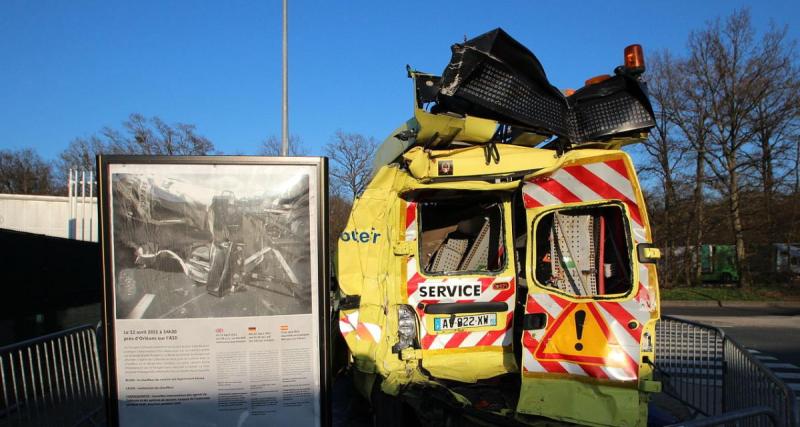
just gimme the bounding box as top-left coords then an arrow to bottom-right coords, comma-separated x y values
58,114 -> 215,180
108,114 -> 214,156
329,194 -> 353,254
324,131 -> 377,200
791,135 -> 800,244
58,136 -> 106,180
682,9 -> 798,287
647,48 -> 714,286
0,148 -> 56,195
259,135 -> 309,156
746,26 -> 800,243
668,52 -> 716,285
795,134 -> 800,196
641,50 -> 692,287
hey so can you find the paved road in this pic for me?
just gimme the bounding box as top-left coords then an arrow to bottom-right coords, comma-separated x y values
663,305 -> 800,365
663,304 -> 800,401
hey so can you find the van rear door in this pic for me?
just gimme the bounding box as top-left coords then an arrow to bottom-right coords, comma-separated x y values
404,191 -> 518,382
516,153 -> 660,426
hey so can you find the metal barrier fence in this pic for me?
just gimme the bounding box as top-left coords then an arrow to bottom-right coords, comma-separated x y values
0,325 -> 105,426
656,315 -> 799,426
0,317 -> 796,426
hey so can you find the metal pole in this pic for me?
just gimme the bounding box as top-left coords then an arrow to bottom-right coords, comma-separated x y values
81,171 -> 86,241
281,0 -> 289,156
67,169 -> 73,238
88,171 -> 94,241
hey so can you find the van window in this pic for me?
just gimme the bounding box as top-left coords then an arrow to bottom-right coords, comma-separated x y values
533,205 -> 632,297
419,198 -> 505,274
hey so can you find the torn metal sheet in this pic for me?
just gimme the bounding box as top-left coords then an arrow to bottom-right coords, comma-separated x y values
434,28 -> 655,144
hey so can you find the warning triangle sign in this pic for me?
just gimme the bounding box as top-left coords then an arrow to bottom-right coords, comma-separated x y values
535,302 -> 619,366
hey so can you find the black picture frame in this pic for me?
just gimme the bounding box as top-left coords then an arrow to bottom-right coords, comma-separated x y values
98,155 -> 330,427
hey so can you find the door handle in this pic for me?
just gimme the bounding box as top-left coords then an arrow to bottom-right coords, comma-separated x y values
522,313 -> 547,330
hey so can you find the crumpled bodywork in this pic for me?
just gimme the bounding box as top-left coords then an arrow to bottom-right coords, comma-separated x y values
436,28 -> 655,144
336,148 -> 660,426
337,27 -> 661,426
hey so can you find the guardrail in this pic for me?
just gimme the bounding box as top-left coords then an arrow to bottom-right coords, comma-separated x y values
656,315 -> 799,426
0,325 -> 105,426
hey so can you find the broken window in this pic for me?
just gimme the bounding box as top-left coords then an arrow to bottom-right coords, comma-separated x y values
533,204 -> 632,297
419,197 -> 505,274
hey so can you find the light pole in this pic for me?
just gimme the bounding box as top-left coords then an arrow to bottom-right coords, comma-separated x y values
281,0 -> 289,156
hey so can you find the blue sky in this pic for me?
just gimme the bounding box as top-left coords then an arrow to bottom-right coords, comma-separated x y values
1,0 -> 798,161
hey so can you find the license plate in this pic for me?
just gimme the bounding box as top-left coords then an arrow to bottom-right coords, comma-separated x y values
433,313 -> 497,331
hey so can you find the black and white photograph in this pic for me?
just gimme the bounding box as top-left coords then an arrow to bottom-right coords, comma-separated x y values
110,162 -> 314,319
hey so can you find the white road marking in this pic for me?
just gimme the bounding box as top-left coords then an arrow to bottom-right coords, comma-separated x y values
764,363 -> 799,370
754,354 -> 778,361
775,372 -> 800,380
745,350 -> 800,398
128,294 -> 155,319
159,292 -> 207,319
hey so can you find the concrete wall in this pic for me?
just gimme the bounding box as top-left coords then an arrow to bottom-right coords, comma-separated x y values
0,193 -> 97,241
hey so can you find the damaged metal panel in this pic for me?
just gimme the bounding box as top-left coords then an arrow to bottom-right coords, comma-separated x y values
434,28 -> 655,144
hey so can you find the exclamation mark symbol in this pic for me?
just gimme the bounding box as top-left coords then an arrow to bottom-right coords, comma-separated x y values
574,310 -> 586,351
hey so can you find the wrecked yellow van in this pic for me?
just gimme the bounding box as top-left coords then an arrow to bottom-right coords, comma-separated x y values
336,29 -> 661,427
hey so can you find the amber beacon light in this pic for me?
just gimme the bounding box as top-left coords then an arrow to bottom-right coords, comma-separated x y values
624,44 -> 645,73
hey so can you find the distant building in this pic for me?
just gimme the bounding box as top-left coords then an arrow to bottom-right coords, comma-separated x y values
774,243 -> 800,275
0,193 -> 97,241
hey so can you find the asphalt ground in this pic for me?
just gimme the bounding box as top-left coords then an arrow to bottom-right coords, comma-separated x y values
663,304 -> 800,406
662,304 -> 800,366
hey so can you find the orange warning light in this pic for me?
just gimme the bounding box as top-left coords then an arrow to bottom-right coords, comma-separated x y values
624,44 -> 645,72
584,74 -> 611,86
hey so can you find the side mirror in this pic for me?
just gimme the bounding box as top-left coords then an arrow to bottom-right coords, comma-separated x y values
637,243 -> 661,264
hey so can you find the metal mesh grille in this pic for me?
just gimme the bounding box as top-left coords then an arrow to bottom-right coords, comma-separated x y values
459,220 -> 490,271
430,238 -> 468,272
456,63 -> 568,135
549,213 -> 597,296
448,61 -> 654,143
575,91 -> 655,140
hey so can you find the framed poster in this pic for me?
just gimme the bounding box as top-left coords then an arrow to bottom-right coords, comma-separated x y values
98,156 -> 330,427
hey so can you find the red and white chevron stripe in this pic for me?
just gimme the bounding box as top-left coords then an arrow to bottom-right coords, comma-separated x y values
406,257 -> 516,350
403,200 -> 515,351
521,156 -> 657,382
523,293 -> 641,381
339,309 -> 382,343
339,310 -> 358,335
522,157 -> 655,310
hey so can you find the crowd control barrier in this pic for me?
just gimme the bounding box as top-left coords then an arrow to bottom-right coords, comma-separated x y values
0,325 -> 104,426
656,315 -> 799,426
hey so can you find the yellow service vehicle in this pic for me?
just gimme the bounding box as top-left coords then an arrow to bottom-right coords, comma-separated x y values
335,28 -> 661,426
